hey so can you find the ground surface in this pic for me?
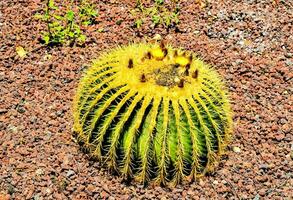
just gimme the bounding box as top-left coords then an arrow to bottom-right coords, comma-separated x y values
0,0 -> 292,199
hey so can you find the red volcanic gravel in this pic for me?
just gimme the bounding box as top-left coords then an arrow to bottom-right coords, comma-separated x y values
0,0 -> 292,199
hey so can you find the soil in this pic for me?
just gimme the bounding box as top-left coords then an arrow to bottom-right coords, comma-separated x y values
0,0 -> 292,199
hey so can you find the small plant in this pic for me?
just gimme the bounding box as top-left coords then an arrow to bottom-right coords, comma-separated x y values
35,0 -> 97,46
73,42 -> 233,185
132,0 -> 180,29
134,19 -> 143,29
79,0 -> 98,25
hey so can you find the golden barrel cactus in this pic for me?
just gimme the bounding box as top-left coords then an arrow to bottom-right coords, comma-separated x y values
73,42 -> 233,185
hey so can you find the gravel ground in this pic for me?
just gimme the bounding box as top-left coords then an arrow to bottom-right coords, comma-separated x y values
0,0 -> 292,199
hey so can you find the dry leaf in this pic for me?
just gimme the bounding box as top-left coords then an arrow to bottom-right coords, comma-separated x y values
16,46 -> 27,58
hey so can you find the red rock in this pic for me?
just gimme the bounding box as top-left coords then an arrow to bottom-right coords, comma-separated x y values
86,184 -> 96,193
258,188 -> 267,196
275,134 -> 285,141
25,188 -> 34,199
282,124 -> 291,133
100,191 -> 109,198
0,194 -> 10,200
271,124 -> 278,131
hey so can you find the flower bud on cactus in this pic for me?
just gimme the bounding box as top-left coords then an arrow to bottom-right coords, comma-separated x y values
73,43 -> 233,185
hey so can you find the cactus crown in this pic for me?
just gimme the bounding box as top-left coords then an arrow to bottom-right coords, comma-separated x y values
73,42 -> 233,185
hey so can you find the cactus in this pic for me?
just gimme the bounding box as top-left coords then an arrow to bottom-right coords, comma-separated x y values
72,42 -> 233,185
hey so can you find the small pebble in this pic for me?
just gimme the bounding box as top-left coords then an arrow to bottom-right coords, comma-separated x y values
153,34 -> 162,41
253,194 -> 260,200
66,170 -> 75,178
233,146 -> 241,153
35,169 -> 44,176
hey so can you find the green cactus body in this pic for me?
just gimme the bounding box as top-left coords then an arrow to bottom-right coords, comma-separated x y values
73,43 -> 233,185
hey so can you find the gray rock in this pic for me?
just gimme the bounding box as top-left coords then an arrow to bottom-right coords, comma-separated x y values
66,170 -> 75,178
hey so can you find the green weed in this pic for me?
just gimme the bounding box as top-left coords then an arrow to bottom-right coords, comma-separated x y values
133,0 -> 180,29
34,0 -> 98,46
79,0 -> 98,25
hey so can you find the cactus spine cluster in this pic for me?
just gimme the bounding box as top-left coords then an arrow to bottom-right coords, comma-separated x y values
73,42 -> 233,185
